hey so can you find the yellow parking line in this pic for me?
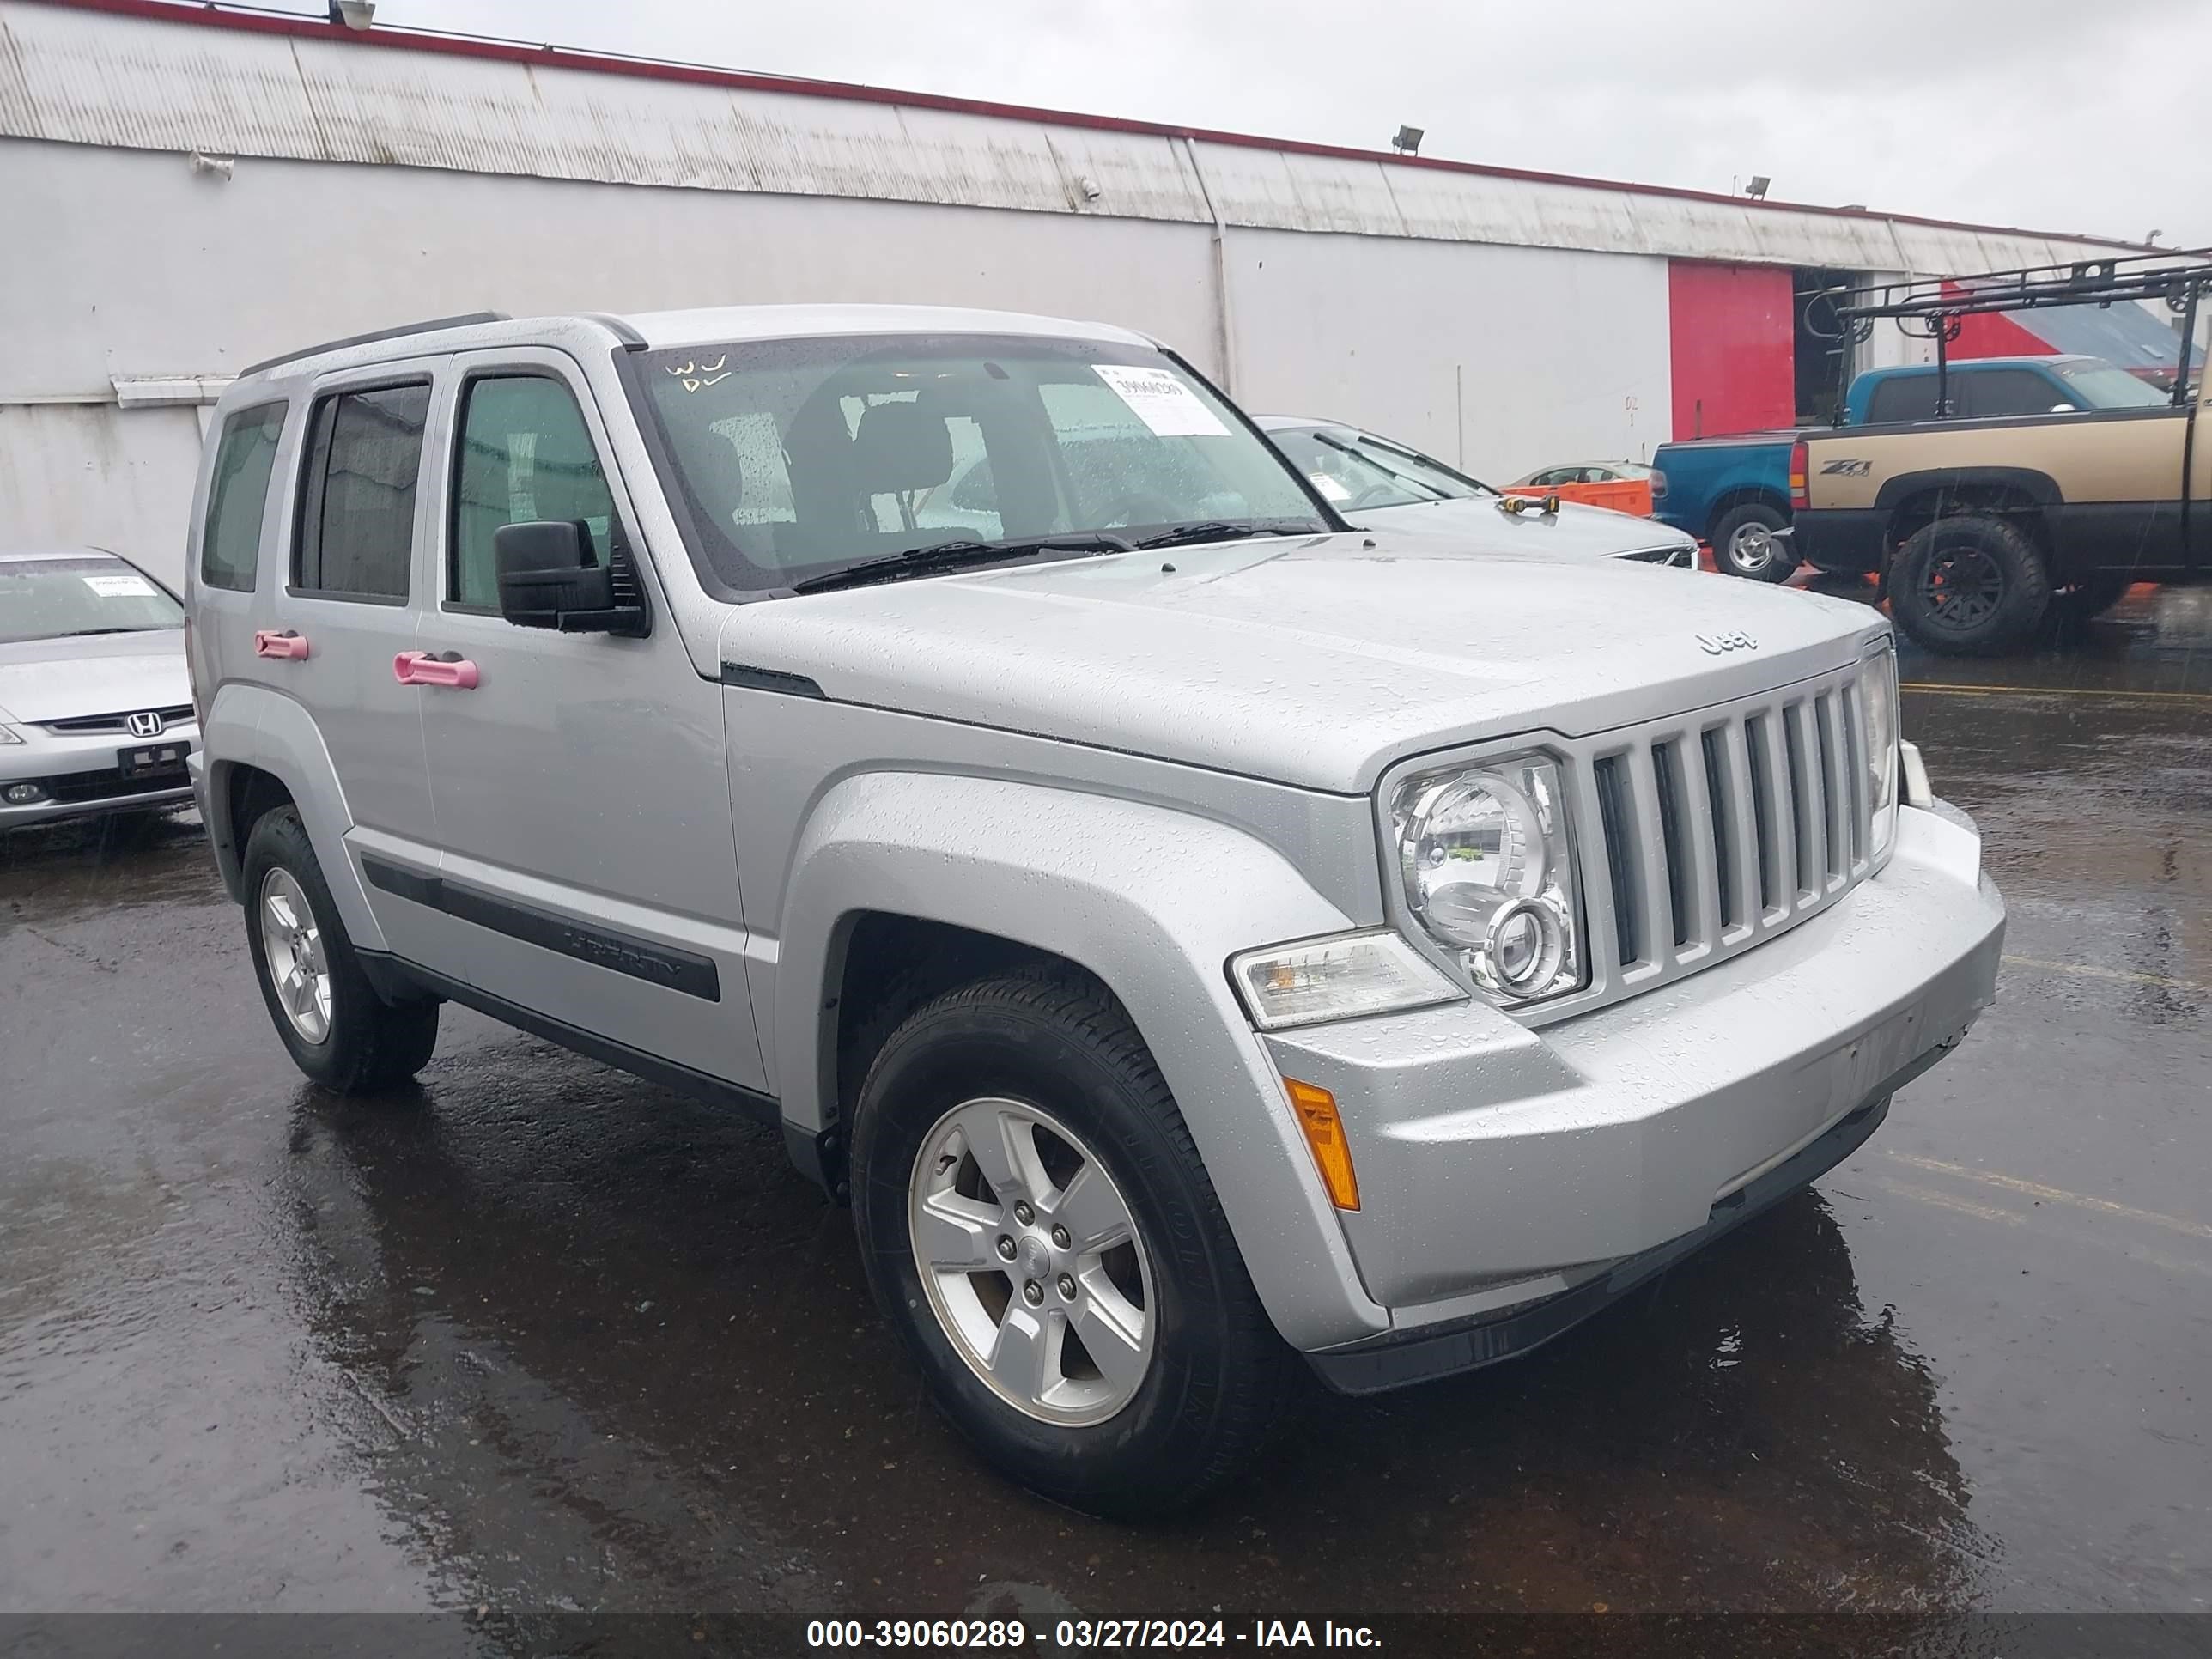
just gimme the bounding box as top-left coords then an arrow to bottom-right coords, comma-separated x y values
2002,954 -> 2208,994
1873,1176 -> 2022,1226
1887,1152 -> 2212,1243
1901,682 -> 2212,703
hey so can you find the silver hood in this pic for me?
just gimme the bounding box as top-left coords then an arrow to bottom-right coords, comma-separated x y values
1344,495 -> 1696,560
0,631 -> 190,725
717,532 -> 1885,793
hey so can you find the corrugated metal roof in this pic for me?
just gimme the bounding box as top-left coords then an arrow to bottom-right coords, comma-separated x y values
0,0 -> 2151,275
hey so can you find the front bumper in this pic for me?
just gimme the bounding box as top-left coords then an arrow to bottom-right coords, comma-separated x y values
1308,1085 -> 1903,1393
0,723 -> 199,827
1264,802 -> 2002,1370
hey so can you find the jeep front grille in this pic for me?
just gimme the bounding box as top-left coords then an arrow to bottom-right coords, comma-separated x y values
1583,662 -> 1874,995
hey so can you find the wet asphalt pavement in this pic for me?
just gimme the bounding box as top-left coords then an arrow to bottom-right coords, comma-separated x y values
2,581 -> 2207,1637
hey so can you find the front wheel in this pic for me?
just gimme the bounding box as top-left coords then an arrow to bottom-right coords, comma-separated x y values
1889,514 -> 2051,656
849,969 -> 1296,1518
241,806 -> 440,1093
1711,502 -> 1798,582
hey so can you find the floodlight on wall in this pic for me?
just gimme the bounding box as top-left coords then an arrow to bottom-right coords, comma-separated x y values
1392,125 -> 1425,156
1744,175 -> 1771,200
330,0 -> 374,28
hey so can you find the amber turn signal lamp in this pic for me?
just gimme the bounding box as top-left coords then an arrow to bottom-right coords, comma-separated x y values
1284,1078 -> 1360,1211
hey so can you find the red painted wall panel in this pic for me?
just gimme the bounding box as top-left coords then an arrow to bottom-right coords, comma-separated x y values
1668,261 -> 1797,439
1939,281 -> 2057,359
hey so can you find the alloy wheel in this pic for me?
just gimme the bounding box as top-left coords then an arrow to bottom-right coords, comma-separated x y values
1727,520 -> 1777,574
258,866 -> 332,1044
908,1096 -> 1155,1425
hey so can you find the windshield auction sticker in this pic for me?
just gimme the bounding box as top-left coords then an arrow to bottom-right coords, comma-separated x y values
82,574 -> 156,598
1091,364 -> 1230,438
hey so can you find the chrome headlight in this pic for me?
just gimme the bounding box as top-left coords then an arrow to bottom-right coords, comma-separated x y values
1390,754 -> 1585,1005
1861,641 -> 1899,860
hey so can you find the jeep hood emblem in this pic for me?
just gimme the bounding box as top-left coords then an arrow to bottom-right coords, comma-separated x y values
1696,630 -> 1758,656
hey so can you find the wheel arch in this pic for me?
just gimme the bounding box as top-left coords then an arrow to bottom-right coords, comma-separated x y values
198,683 -> 382,950
772,769 -> 1392,1350
1705,486 -> 1790,540
1875,466 -> 2062,556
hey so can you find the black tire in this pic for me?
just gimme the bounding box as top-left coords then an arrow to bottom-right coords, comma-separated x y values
2051,574 -> 2132,622
241,805 -> 439,1093
1889,514 -> 2051,656
1710,501 -> 1798,582
849,968 -> 1297,1518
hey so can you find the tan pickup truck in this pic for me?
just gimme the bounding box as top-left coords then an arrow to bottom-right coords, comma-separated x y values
1791,256 -> 2209,654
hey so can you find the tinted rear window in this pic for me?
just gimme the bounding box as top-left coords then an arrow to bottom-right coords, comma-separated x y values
201,403 -> 286,593
1866,376 -> 1940,423
294,384 -> 430,602
1960,368 -> 2067,419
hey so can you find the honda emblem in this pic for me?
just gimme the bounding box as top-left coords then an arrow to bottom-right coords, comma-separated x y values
126,710 -> 165,738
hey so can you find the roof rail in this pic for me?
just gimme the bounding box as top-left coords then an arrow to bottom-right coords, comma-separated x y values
577,312 -> 650,350
237,311 -> 513,379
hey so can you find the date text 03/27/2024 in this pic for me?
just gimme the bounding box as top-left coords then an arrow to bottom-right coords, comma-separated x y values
804,1620 -> 1382,1649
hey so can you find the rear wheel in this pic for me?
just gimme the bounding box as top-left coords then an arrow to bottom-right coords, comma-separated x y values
849,969 -> 1296,1518
242,806 -> 439,1093
1888,514 -> 2051,656
1711,502 -> 1798,582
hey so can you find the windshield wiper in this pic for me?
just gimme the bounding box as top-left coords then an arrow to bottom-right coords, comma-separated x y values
789,532 -> 1131,595
1310,432 -> 1490,498
55,627 -> 159,637
1128,520 -> 1324,550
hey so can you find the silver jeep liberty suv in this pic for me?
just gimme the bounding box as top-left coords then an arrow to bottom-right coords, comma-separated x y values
185,305 -> 2003,1517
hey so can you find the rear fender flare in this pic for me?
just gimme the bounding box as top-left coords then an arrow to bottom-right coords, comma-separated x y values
199,682 -> 383,951
1874,466 -> 2063,514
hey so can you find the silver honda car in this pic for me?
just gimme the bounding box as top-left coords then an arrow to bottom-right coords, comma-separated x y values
0,549 -> 199,828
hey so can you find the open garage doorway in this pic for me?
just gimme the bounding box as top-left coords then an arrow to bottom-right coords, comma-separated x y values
1793,266 -> 1857,425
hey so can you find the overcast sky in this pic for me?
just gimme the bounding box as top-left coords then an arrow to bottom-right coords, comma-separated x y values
362,0 -> 2210,246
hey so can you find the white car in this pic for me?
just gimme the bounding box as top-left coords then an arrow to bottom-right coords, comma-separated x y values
0,549 -> 198,827
1255,417 -> 1695,567
1510,460 -> 1654,489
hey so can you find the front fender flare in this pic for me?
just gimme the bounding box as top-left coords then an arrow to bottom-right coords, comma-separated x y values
773,771 -> 1391,1349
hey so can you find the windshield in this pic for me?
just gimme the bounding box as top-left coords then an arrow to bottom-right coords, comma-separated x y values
1266,425 -> 1486,510
631,333 -> 1331,593
2054,362 -> 2170,409
0,557 -> 183,645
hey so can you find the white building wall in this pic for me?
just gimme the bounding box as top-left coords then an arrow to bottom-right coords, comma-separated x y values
0,402 -> 208,574
1225,230 -> 1673,477
1,140 -> 1225,584
0,0 -> 2168,586
2,138 -> 1674,582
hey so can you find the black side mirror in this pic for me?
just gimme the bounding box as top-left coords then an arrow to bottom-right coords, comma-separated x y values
494,520 -> 647,635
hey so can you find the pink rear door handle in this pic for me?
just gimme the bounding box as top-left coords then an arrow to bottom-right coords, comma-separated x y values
253,629 -> 310,660
393,650 -> 480,690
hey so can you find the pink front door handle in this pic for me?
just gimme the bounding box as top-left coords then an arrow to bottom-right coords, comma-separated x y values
393,650 -> 480,690
253,629 -> 310,660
